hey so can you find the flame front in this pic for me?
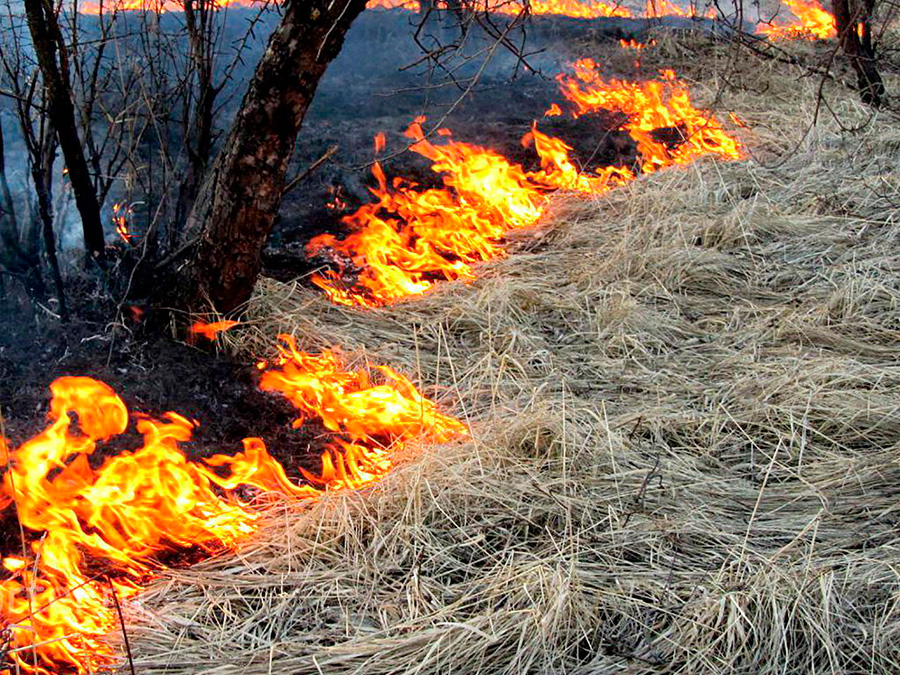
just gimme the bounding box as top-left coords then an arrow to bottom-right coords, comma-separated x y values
307,119 -> 547,307
78,0 -> 835,43
755,0 -> 835,39
0,340 -> 466,673
310,60 -> 742,307
550,58 -> 743,173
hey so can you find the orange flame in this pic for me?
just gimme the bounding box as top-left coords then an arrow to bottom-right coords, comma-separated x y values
522,0 -> 632,18
309,60 -> 741,307
0,338 -> 466,673
755,0 -> 836,39
189,320 -> 241,340
112,202 -> 133,245
367,0 -> 422,9
545,103 -> 564,117
75,0 -> 723,19
523,126 -> 635,193
550,58 -> 743,173
307,120 -> 547,307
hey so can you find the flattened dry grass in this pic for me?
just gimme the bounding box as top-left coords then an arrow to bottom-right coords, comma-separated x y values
129,42 -> 900,674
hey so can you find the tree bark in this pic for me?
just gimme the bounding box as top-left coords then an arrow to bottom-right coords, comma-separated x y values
832,0 -> 885,106
24,0 -> 106,259
178,0 -> 368,314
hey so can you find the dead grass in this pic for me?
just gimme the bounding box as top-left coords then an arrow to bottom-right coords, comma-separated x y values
129,38 -> 900,674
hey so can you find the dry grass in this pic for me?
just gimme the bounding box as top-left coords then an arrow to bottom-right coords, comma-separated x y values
129,39 -> 900,674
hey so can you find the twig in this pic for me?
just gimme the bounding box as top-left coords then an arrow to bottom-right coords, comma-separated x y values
282,144 -> 339,196
107,577 -> 137,675
152,235 -> 201,272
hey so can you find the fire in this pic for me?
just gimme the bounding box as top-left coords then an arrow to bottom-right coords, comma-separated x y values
370,0 -> 632,17
307,119 -> 547,307
549,58 -> 743,173
523,0 -> 632,18
0,338 -> 466,673
81,0 -> 258,12
523,125 -> 635,193
112,202 -> 134,245
189,319 -> 241,340
74,0 -> 836,36
619,37 -> 655,49
310,59 -> 742,307
367,0 -> 422,9
645,0 -> 689,17
755,0 -> 836,39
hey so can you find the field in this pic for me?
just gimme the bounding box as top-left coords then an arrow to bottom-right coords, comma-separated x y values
123,32 -> 900,674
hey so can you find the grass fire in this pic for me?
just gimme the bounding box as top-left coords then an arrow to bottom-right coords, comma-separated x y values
0,338 -> 465,673
0,0 -> 896,673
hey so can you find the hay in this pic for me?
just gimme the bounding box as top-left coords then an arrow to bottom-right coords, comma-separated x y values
129,43 -> 900,674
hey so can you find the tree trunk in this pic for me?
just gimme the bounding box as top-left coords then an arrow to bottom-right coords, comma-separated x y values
177,0 -> 369,314
832,0 -> 885,106
24,0 -> 106,259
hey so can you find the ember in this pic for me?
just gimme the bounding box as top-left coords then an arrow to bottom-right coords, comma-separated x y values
189,319 -> 241,341
112,202 -> 134,245
0,338 -> 466,673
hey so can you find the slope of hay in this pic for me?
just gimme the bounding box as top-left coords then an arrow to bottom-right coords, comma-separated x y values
130,44 -> 900,674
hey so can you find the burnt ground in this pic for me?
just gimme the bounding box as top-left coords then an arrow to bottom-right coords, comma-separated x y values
0,298 -> 335,564
0,297 -> 324,470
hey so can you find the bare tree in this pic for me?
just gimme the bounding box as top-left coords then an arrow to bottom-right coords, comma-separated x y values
176,0 -> 370,314
23,0 -> 106,259
0,7 -> 67,317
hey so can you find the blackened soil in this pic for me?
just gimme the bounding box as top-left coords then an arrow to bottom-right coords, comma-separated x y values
0,299 -> 330,490
0,295 -> 342,562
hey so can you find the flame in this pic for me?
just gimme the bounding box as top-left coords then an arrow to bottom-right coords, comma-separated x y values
73,0 -> 726,23
620,38 -> 647,49
522,0 -> 632,18
307,120 -> 547,307
112,202 -> 133,245
0,339 -> 466,673
755,0 -> 836,39
523,126 -> 635,193
728,111 -> 749,129
367,0 -> 421,8
309,59 -> 742,307
550,58 -> 743,173
372,0 -> 633,17
189,320 -> 241,340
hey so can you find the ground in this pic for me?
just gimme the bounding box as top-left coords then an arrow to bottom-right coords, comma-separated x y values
2,19 -> 900,675
138,33 -> 899,675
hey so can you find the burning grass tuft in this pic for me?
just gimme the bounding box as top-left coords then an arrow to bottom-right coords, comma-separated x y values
126,41 -> 900,675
